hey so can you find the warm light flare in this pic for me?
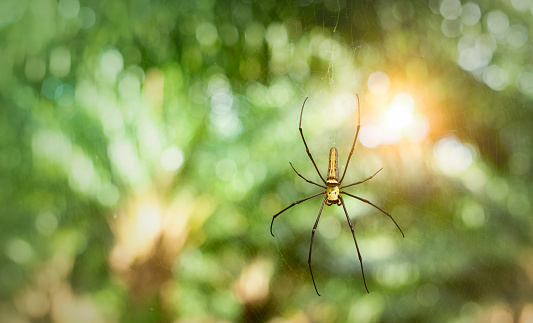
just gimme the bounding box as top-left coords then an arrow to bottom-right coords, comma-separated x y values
359,124 -> 382,148
368,71 -> 390,95
359,92 -> 429,148
382,93 -> 415,131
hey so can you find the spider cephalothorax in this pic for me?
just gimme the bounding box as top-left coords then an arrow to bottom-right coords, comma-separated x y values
325,185 -> 340,206
270,94 -> 404,296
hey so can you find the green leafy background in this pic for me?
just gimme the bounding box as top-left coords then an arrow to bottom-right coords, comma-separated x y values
1,0 -> 532,322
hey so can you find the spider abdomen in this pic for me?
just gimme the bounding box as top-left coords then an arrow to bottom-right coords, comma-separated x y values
327,147 -> 339,185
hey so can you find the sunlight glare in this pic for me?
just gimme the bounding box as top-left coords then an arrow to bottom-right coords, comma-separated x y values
379,93 -> 413,144
359,124 -> 382,148
367,71 -> 390,95
359,92 -> 428,148
382,93 -> 414,131
376,92 -> 420,145
405,115 -> 430,143
433,136 -> 473,176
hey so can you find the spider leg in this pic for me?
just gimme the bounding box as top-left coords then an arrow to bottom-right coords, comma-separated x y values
341,192 -> 405,238
339,195 -> 369,293
308,196 -> 327,296
339,94 -> 361,184
270,191 -> 325,237
290,162 -> 327,189
340,168 -> 382,189
299,97 -> 327,185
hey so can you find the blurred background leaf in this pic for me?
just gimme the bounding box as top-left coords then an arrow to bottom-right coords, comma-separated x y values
1,0 -> 532,322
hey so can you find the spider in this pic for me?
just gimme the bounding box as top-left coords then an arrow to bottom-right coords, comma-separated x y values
270,94 -> 404,296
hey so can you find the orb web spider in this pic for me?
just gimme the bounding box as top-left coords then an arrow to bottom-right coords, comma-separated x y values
270,94 -> 404,296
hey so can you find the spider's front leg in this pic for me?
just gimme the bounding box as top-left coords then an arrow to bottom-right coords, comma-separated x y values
299,97 -> 327,185
270,192 -> 325,237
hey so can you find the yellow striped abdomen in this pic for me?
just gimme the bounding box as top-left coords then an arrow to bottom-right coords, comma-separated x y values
326,147 -> 339,186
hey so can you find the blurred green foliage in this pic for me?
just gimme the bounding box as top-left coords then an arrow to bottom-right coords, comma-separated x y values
1,0 -> 532,322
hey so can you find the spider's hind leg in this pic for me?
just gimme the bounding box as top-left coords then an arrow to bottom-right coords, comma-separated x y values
308,196 -> 327,296
339,195 -> 369,293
